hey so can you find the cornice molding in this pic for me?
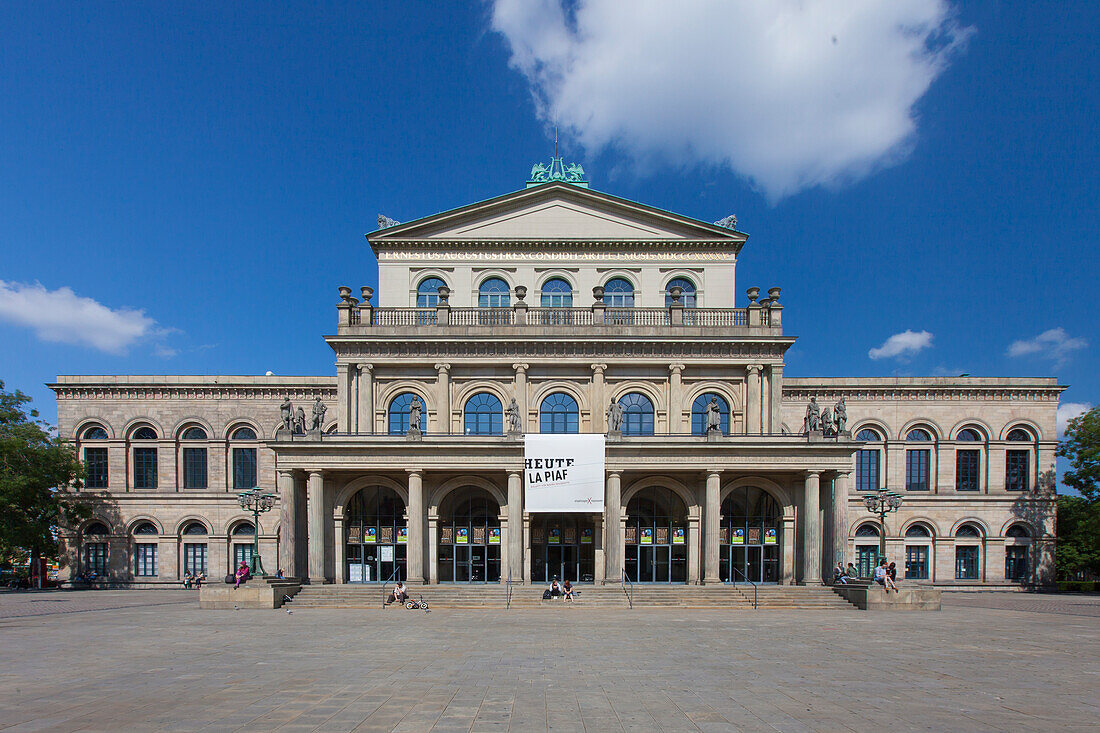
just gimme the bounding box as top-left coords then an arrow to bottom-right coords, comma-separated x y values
51,385 -> 337,401
783,386 -> 1062,402
330,339 -> 791,360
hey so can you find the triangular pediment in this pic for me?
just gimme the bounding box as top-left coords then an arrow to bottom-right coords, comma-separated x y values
369,183 -> 746,248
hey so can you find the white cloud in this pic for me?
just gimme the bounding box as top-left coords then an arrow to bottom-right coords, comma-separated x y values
1057,402 -> 1092,438
0,280 -> 158,354
490,0 -> 969,200
869,329 -> 933,360
1007,328 -> 1087,367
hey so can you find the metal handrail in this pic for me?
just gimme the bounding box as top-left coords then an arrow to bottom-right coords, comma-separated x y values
505,578 -> 523,610
380,569 -> 400,609
622,571 -> 634,609
729,566 -> 757,609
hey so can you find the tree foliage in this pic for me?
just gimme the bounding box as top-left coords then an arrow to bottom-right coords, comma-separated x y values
0,381 -> 87,560
1058,406 -> 1100,502
1055,495 -> 1100,580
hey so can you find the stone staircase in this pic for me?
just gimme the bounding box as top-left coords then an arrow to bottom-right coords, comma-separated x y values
286,583 -> 858,610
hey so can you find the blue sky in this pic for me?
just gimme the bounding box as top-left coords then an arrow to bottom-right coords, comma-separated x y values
1,1 -> 1097,452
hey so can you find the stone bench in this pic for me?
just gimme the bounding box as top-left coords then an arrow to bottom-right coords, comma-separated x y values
833,583 -> 941,611
199,579 -> 301,609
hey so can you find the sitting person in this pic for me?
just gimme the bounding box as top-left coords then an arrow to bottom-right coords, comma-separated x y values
562,579 -> 575,602
873,560 -> 897,591
885,561 -> 899,591
195,572 -> 205,588
549,577 -> 563,599
845,562 -> 859,580
832,563 -> 847,585
234,560 -> 251,589
183,571 -> 194,589
387,581 -> 408,605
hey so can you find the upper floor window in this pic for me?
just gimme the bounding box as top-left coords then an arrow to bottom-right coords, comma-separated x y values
1006,449 -> 1030,492
956,447 -> 980,492
855,523 -> 880,538
691,393 -> 729,436
180,426 -> 207,489
132,426 -> 157,441
478,278 -> 511,308
664,277 -> 697,307
388,392 -> 425,436
82,425 -> 108,440
229,426 -> 258,490
619,393 -> 655,436
132,521 -> 158,535
540,393 -> 579,434
540,278 -> 573,308
955,523 -> 982,539
464,393 -> 503,436
1006,524 -> 1031,538
81,426 -> 109,489
231,426 -> 257,441
602,278 -> 634,308
855,428 -> 882,492
182,521 -> 208,536
181,426 -> 207,440
416,277 -> 446,308
905,524 -> 931,538
957,428 -> 982,442
906,428 -> 932,442
130,426 -> 158,489
1007,428 -> 1033,442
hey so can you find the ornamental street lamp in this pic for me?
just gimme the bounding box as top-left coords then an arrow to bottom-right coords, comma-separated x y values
237,488 -> 277,576
863,489 -> 903,562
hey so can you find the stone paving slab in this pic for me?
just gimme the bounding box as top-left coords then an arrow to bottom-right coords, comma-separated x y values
0,590 -> 1097,731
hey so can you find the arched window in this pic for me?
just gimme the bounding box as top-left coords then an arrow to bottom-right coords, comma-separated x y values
955,523 -> 981,538
664,277 -> 697,307
602,278 -> 634,308
904,524 -> 932,579
130,426 -> 158,490
855,523 -> 881,538
230,521 -> 257,570
906,428 -> 931,441
905,428 -> 932,492
540,278 -> 573,308
691,393 -> 729,436
416,277 -> 447,307
388,392 -> 426,436
181,426 -> 207,440
957,428 -> 982,441
619,393 -> 654,436
82,425 -> 108,440
478,278 -> 511,308
181,522 -> 208,576
82,425 -> 109,489
84,522 -> 110,536
232,522 -> 255,535
905,524 -> 931,538
230,426 -> 258,490
1006,428 -> 1032,491
82,522 -> 109,577
1005,524 -> 1031,581
132,426 -> 157,440
955,428 -> 982,492
1007,428 -> 1032,442
955,524 -> 981,580
464,393 -> 503,435
180,427 -> 207,490
540,393 -> 579,434
231,426 -> 257,440
856,428 -> 882,493
182,522 -> 207,535
132,522 -> 158,535
132,522 -> 158,576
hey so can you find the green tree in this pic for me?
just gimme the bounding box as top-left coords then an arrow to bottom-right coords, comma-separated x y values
0,381 -> 88,574
1054,495 -> 1100,580
1058,406 -> 1100,502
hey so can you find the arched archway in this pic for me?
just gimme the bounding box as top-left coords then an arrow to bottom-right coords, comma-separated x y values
625,486 -> 688,583
437,487 -> 501,583
345,485 -> 407,583
530,514 -> 596,584
719,486 -> 782,583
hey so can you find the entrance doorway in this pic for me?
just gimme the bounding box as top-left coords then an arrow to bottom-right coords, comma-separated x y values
719,486 -> 780,583
531,514 -> 596,583
625,486 -> 688,583
438,488 -> 501,583
345,486 -> 407,583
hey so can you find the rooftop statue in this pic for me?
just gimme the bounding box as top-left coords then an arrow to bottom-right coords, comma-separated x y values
506,398 -> 522,433
377,214 -> 401,229
713,214 -> 738,229
606,398 -> 623,432
311,397 -> 327,431
526,156 -> 589,188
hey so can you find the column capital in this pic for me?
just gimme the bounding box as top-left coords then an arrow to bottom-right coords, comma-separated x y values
746,364 -> 763,375
507,470 -> 522,480
669,363 -> 686,374
835,470 -> 852,478
406,468 -> 424,477
307,469 -> 324,479
277,468 -> 295,478
434,362 -> 451,374
606,469 -> 621,479
590,363 -> 607,374
706,470 -> 723,479
805,469 -> 822,478
512,362 -> 529,373
357,362 -> 373,373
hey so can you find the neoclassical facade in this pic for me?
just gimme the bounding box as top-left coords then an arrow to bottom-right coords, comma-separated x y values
52,167 -> 1061,588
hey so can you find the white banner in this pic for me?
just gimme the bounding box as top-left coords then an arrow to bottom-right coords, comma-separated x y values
524,434 -> 605,512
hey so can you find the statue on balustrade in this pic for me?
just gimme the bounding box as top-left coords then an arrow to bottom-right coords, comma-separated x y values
705,396 -> 722,432
802,397 -> 821,434
506,398 -> 522,433
821,406 -> 834,437
292,406 -> 306,435
409,396 -> 423,433
280,396 -> 293,433
606,398 -> 623,432
833,398 -> 847,434
311,397 -> 328,431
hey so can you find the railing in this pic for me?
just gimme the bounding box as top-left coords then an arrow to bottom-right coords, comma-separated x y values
351,307 -> 777,329
380,568 -> 401,609
527,308 -> 594,326
729,566 -> 758,609
505,578 -> 523,610
603,308 -> 670,326
449,308 -> 514,326
371,308 -> 437,326
684,309 -> 746,327
622,571 -> 634,609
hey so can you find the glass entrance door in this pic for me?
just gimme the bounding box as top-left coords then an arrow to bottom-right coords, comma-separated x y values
719,487 -> 781,583
531,515 -> 595,582
439,525 -> 501,582
624,528 -> 687,582
345,486 -> 407,583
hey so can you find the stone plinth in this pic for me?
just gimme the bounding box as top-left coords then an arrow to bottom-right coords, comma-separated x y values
833,583 -> 941,611
199,580 -> 301,609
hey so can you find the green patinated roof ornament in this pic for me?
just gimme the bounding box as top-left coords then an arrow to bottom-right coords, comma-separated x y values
526,157 -> 588,188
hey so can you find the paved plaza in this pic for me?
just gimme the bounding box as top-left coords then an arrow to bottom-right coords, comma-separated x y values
0,590 -> 1097,732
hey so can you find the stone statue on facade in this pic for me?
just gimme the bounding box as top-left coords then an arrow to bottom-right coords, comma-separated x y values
529,163 -> 548,180
802,397 -> 821,434
606,398 -> 623,432
292,406 -> 306,435
705,396 -> 722,432
506,398 -> 521,434
713,214 -> 738,229
280,396 -> 293,433
377,214 -> 400,229
821,406 -> 834,437
833,398 -> 847,434
310,397 -> 327,431
408,396 -> 423,433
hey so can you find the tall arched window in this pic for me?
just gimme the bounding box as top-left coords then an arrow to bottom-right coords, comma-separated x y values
602,278 -> 634,308
416,277 -> 446,307
691,393 -> 729,436
230,426 -> 258,490
478,278 -> 511,308
905,428 -> 932,492
540,393 -> 579,434
955,428 -> 982,492
1006,427 -> 1033,492
180,426 -> 208,490
540,278 -> 573,307
955,523 -> 982,580
133,522 -> 158,577
619,393 -> 654,436
81,425 -> 109,489
388,393 -> 426,436
664,277 -> 697,307
181,521 -> 208,576
464,393 -> 503,435
82,522 -> 109,577
130,426 -> 158,490
855,428 -> 882,493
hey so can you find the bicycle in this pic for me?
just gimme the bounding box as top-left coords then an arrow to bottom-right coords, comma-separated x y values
404,594 -> 430,612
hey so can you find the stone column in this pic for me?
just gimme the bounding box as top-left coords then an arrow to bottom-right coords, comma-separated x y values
435,363 -> 451,433
427,512 -> 439,584
802,471 -> 822,585
507,471 -> 523,582
334,515 -> 346,583
593,515 -> 605,584
768,364 -> 784,434
512,363 -> 529,431
590,364 -> 607,432
831,471 -> 851,572
523,513 -> 532,583
781,516 -> 795,585
604,471 -> 622,582
703,471 -> 721,583
307,470 -> 326,583
407,469 -> 425,584
277,469 -> 298,578
668,364 -> 685,433
746,365 -> 762,435
336,363 -> 350,434
357,363 -> 373,434
687,512 -> 701,584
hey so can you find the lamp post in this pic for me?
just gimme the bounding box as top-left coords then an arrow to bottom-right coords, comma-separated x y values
237,488 -> 277,576
862,489 -> 903,562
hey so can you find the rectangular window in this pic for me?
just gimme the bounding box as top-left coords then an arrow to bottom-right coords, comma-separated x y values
183,447 -> 207,489
1006,450 -> 1030,492
955,449 -> 980,492
1006,546 -> 1029,581
234,543 -> 254,568
856,449 -> 880,492
856,546 -> 878,578
184,543 -> 207,575
233,447 -> 257,490
83,542 -> 108,575
955,545 -> 979,580
133,447 -> 157,489
84,447 -> 108,489
135,544 -> 158,576
906,449 -> 931,491
905,545 -> 929,579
